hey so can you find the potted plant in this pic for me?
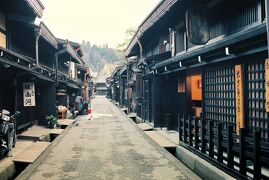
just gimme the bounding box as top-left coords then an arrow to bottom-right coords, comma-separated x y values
46,115 -> 58,129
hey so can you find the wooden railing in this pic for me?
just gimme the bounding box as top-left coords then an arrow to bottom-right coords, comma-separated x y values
178,114 -> 269,179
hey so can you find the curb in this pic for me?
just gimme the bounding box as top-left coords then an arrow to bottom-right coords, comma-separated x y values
175,145 -> 235,180
15,117 -> 79,180
0,162 -> 15,180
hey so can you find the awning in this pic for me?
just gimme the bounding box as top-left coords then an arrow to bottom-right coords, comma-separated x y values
0,54 -> 55,83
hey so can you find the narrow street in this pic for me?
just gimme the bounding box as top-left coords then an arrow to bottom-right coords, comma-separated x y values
17,97 -> 200,180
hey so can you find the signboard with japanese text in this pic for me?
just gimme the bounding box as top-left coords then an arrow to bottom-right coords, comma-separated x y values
235,65 -> 244,134
23,82 -> 36,107
265,59 -> 269,112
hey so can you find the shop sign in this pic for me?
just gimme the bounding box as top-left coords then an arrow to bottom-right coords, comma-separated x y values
23,82 -> 36,107
265,59 -> 269,112
235,65 -> 244,134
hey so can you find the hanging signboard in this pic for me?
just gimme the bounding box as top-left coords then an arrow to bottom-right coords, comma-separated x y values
265,59 -> 269,112
235,65 -> 244,134
23,82 -> 36,107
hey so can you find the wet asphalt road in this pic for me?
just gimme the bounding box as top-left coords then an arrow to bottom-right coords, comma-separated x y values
20,96 -> 200,180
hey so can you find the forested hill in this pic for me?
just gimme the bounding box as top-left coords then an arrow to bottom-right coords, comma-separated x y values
81,41 -> 121,73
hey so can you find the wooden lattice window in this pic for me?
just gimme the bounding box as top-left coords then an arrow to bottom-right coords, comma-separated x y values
246,58 -> 268,141
203,66 -> 236,129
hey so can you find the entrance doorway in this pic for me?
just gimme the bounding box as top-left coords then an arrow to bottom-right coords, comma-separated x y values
186,70 -> 202,117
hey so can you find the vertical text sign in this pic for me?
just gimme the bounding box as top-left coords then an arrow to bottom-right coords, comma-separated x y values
23,82 -> 36,107
235,65 -> 244,134
265,59 -> 269,112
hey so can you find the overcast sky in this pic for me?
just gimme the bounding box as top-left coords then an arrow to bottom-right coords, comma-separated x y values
41,0 -> 160,48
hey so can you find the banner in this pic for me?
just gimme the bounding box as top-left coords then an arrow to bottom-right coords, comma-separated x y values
23,82 -> 36,107
235,65 -> 244,134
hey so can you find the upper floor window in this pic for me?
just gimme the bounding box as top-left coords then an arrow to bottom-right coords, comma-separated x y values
175,29 -> 185,54
228,0 -> 261,34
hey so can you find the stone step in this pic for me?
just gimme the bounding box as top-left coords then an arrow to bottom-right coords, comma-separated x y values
144,131 -> 177,148
137,123 -> 153,131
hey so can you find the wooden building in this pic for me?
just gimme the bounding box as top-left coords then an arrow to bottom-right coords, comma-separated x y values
0,0 -> 54,130
107,66 -> 123,105
125,0 -> 269,178
77,63 -> 92,102
0,0 -> 89,130
56,39 -> 86,108
95,75 -> 108,96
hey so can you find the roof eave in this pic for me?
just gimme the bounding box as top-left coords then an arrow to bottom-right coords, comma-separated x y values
66,43 -> 85,65
125,0 -> 180,57
39,22 -> 58,49
25,0 -> 45,18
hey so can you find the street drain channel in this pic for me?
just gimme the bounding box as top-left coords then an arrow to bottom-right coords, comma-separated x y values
9,128 -> 65,179
13,162 -> 29,179
165,147 -> 176,157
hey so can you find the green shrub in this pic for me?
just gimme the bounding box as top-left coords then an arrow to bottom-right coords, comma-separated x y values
46,115 -> 58,129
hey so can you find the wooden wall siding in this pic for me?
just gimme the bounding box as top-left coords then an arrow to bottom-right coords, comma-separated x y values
209,8 -> 225,40
228,0 -> 260,34
246,57 -> 268,141
143,80 -> 150,121
58,60 -> 68,74
203,66 -> 236,129
187,38 -> 196,50
9,22 -> 35,59
39,39 -> 55,69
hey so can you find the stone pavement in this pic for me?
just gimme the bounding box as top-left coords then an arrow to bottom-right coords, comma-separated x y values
17,96 -> 201,180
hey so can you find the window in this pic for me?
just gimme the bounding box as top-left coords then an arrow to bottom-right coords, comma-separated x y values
228,0 -> 260,34
203,66 -> 236,128
175,29 -> 185,54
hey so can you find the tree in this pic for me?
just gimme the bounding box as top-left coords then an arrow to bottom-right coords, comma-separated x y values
115,27 -> 137,63
116,27 -> 137,52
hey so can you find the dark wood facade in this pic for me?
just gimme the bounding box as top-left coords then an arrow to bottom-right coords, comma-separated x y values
123,0 -> 269,178
0,0 -> 90,130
